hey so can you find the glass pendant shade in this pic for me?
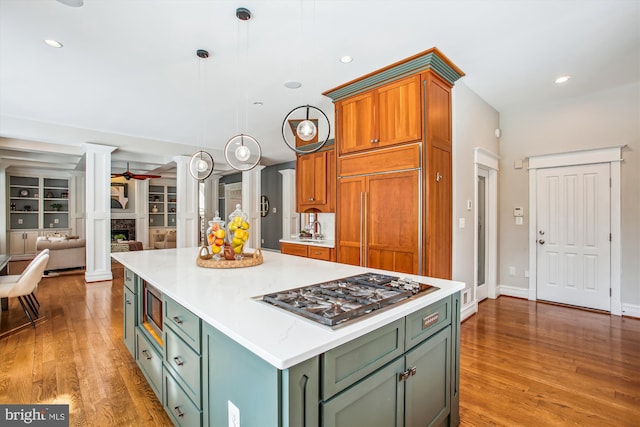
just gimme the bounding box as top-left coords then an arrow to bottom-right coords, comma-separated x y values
296,119 -> 317,142
235,144 -> 251,162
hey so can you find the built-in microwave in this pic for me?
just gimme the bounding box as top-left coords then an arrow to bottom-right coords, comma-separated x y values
142,280 -> 163,346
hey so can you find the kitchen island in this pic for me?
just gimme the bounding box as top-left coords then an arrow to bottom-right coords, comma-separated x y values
112,247 -> 464,427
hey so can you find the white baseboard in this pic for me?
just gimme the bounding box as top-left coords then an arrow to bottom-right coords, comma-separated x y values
461,302 -> 477,321
497,284 -> 529,299
621,303 -> 640,319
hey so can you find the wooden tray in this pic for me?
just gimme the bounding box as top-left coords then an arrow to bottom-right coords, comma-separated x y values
196,247 -> 263,269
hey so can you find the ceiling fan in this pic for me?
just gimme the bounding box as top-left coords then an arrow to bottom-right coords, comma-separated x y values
111,162 -> 161,181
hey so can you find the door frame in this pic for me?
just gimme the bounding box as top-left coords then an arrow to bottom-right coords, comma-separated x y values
528,146 -> 623,315
473,148 -> 499,308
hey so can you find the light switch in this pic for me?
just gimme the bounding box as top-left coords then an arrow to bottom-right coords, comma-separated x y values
18,218 -> 23,225
54,218 -> 59,224
515,217 -> 523,225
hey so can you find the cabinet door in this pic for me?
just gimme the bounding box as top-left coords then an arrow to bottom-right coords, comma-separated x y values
404,326 -> 451,427
297,151 -> 327,210
123,286 -> 136,357
25,232 -> 38,255
9,232 -> 26,256
426,146 -> 452,279
336,177 -> 365,266
377,75 -> 422,148
321,357 -> 404,427
366,170 -> 420,274
337,90 -> 376,156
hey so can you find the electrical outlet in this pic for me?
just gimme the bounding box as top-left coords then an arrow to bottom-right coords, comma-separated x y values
261,238 -> 264,244
228,401 -> 240,427
272,207 -> 277,213
458,218 -> 465,229
54,218 -> 59,224
508,266 -> 516,276
18,218 -> 23,225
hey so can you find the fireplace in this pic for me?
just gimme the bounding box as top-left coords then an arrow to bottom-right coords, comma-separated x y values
111,219 -> 136,241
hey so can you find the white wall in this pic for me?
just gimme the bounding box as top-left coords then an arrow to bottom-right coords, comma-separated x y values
499,82 -> 640,308
452,82 -> 500,308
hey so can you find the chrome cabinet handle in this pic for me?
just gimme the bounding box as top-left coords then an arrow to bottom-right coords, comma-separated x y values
409,366 -> 417,376
398,370 -> 411,382
172,316 -> 183,325
173,406 -> 184,418
142,349 -> 152,360
173,356 -> 184,366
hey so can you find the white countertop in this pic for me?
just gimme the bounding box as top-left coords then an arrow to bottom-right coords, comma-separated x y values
112,247 -> 464,370
279,237 -> 335,248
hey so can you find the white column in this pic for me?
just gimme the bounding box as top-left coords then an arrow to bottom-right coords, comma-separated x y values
279,169 -> 299,239
0,163 -> 7,254
135,179 -> 149,248
174,155 -> 199,248
242,165 -> 265,249
84,143 -> 116,283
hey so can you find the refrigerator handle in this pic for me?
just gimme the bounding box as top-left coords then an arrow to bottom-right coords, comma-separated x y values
359,191 -> 364,266
363,191 -> 368,267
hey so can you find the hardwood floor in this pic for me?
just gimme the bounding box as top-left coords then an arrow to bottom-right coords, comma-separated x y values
0,263 -> 172,426
1,264 -> 638,426
459,298 -> 640,426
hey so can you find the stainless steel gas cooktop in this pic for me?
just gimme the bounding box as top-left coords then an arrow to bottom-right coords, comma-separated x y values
262,272 -> 438,327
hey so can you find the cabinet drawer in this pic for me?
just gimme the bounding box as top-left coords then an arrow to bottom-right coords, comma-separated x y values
321,357 -> 404,427
280,242 -> 309,257
405,296 -> 451,350
307,246 -> 332,261
164,297 -> 201,352
136,329 -> 162,400
165,328 -> 202,407
164,369 -> 202,427
124,268 -> 136,292
322,318 -> 404,399
338,144 -> 420,177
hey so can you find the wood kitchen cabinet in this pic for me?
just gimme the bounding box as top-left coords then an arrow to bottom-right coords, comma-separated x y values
325,48 -> 464,279
336,75 -> 421,156
280,241 -> 335,262
297,148 -> 335,213
337,169 -> 419,274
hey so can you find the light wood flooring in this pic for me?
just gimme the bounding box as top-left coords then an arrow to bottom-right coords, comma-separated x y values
0,263 -> 638,426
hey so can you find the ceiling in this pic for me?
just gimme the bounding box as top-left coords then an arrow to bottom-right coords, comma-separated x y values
1,0 -> 638,177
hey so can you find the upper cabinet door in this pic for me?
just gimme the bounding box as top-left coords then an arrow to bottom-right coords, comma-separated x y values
337,91 -> 376,156
377,75 -> 422,148
337,75 -> 421,156
297,150 -> 328,212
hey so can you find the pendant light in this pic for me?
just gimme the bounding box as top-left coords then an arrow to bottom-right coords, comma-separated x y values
281,104 -> 331,154
280,1 -> 331,154
225,7 -> 262,171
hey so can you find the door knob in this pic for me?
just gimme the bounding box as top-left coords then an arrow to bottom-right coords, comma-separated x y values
538,239 -> 545,245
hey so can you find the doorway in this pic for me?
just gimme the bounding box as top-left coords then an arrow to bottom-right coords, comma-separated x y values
528,146 -> 623,315
473,148 -> 498,308
476,168 -> 489,301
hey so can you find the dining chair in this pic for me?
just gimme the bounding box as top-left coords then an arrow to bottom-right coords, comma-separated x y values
0,253 -> 50,327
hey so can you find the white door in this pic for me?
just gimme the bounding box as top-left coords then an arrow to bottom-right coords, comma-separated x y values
536,163 -> 611,311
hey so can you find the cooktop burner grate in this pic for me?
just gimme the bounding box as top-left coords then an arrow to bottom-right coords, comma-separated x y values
262,272 -> 438,327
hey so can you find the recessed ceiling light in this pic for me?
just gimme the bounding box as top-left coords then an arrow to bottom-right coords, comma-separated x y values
340,56 -> 353,63
44,39 -> 63,48
55,0 -> 84,6
284,81 -> 302,89
555,75 -> 571,84
253,101 -> 263,106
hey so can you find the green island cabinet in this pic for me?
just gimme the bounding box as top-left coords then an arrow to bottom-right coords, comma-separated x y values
123,268 -> 460,427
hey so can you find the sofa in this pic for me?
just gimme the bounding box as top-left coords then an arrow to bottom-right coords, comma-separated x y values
36,236 -> 86,271
153,230 -> 176,249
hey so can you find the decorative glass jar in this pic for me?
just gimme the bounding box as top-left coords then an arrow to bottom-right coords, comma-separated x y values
206,211 -> 226,259
227,204 -> 250,260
